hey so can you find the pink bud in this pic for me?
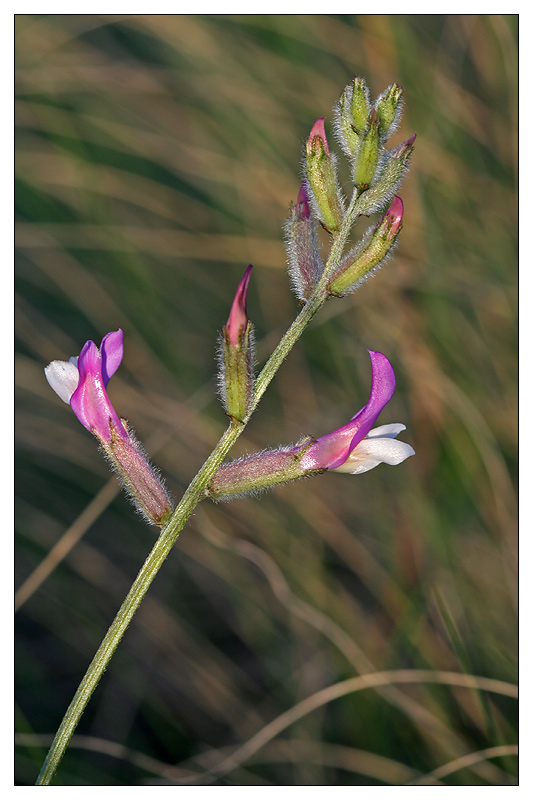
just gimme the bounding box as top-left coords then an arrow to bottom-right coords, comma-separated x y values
392,133 -> 416,157
286,182 -> 323,302
381,195 -> 403,240
296,182 -> 311,219
226,265 -> 253,346
306,118 -> 330,156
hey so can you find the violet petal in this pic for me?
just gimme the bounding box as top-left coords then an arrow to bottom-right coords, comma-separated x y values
299,351 -> 396,471
101,329 -> 124,386
70,339 -> 126,441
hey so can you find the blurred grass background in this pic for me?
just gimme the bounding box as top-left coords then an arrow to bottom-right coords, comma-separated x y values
15,14 -> 518,786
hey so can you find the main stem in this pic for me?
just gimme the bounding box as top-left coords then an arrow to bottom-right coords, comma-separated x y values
36,192 -> 362,786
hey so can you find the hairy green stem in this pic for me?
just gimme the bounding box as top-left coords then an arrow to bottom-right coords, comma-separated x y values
36,189 -> 363,786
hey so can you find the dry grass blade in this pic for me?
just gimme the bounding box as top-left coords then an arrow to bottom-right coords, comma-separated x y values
408,744 -> 518,786
182,670 -> 517,784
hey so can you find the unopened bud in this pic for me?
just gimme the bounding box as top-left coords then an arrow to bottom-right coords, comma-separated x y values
351,77 -> 372,133
226,264 -> 252,346
219,265 -> 255,422
284,182 -> 324,303
328,196 -> 403,295
352,108 -> 382,191
305,118 -> 344,232
391,133 -> 417,159
380,194 -> 404,240
356,134 -> 415,216
333,77 -> 372,158
374,83 -> 404,139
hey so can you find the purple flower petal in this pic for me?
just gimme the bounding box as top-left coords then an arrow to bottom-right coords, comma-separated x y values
345,350 -> 396,449
296,182 -> 311,219
299,351 -> 396,471
307,118 -> 330,155
70,336 -> 127,442
226,265 -> 252,346
101,329 -> 124,385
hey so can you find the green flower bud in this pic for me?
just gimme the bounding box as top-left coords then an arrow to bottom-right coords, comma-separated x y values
328,196 -> 403,296
356,134 -> 415,216
352,108 -> 382,191
334,77 -> 372,158
351,76 -> 372,133
305,118 -> 344,232
219,266 -> 255,422
374,83 -> 404,139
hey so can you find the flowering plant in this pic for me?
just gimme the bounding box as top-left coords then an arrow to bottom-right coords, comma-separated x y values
39,77 -> 415,784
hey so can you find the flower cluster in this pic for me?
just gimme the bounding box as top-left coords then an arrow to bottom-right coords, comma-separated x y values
45,76 -> 415,518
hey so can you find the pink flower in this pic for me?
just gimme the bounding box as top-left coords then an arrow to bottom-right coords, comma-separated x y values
45,329 -> 173,525
299,351 -> 414,474
45,329 -> 126,443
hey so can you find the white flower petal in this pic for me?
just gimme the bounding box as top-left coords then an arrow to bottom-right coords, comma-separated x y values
366,423 -> 406,439
333,435 -> 415,475
45,359 -> 80,404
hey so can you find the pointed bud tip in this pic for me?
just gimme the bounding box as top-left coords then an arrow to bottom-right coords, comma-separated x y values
226,265 -> 253,346
401,133 -> 416,151
387,194 -> 404,220
307,118 -> 330,155
392,133 -> 416,158
296,182 -> 311,218
243,263 -> 253,281
310,118 -> 326,136
382,195 -> 403,238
